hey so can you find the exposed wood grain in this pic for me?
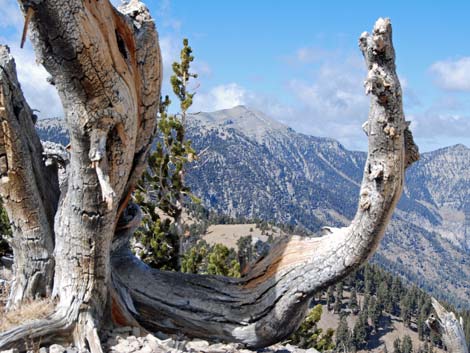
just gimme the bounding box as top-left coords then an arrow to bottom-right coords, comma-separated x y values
112,17 -> 420,348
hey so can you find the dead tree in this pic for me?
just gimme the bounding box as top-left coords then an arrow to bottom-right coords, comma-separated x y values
0,1 -> 418,351
427,298 -> 469,353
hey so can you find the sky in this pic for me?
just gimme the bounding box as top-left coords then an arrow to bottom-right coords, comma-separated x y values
1,1 -> 470,152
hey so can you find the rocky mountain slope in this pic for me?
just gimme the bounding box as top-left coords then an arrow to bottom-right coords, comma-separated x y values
35,106 -> 470,307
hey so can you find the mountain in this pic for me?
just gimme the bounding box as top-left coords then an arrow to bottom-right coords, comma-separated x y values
35,107 -> 470,308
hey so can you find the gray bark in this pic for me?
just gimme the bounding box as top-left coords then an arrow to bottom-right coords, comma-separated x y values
0,7 -> 419,353
427,298 -> 468,353
0,0 -> 161,351
0,46 -> 59,306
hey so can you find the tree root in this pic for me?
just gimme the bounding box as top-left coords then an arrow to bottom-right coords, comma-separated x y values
0,306 -> 107,353
0,312 -> 72,351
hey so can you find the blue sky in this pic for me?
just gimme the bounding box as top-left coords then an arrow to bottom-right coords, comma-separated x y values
1,0 -> 470,151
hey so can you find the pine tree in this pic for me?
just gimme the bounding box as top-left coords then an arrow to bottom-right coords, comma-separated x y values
369,296 -> 382,333
237,235 -> 254,271
134,39 -> 198,270
362,293 -> 370,313
417,312 -> 426,341
336,281 -> 344,300
326,286 -> 335,311
377,281 -> 390,312
352,310 -> 369,349
391,277 -> 403,315
290,304 -> 335,350
334,294 -> 342,314
0,201 -> 11,256
364,265 -> 374,295
334,282 -> 344,313
336,315 -> 351,352
316,328 -> 335,352
402,335 -> 413,353
180,240 -> 209,274
394,338 -> 402,353
401,294 -> 412,327
206,244 -> 240,277
349,288 -> 359,314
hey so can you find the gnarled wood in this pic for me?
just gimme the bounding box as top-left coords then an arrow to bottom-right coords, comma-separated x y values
111,17 -> 419,348
0,5 -> 418,353
0,45 -> 59,306
427,298 -> 468,353
0,0 -> 161,351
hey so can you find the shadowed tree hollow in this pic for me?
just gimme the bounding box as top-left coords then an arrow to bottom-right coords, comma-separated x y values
0,1 -> 420,352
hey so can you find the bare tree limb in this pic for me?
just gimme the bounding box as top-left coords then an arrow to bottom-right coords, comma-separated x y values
111,17 -> 420,348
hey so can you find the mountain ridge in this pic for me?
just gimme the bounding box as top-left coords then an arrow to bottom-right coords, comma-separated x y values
35,107 -> 470,308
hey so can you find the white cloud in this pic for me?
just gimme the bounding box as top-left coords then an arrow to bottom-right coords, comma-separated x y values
408,112 -> 470,151
6,44 -> 63,119
430,57 -> 470,91
407,93 -> 470,150
192,83 -> 248,112
154,0 -> 181,30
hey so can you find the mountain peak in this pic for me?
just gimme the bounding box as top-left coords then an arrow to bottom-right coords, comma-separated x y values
190,105 -> 289,142
448,143 -> 469,151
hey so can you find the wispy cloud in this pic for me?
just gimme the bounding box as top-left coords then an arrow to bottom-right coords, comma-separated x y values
430,57 -> 470,91
407,93 -> 470,150
192,51 -> 371,150
282,52 -> 370,149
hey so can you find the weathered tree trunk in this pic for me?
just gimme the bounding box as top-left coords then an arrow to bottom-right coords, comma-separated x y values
0,46 -> 59,306
427,298 -> 469,353
0,5 -> 418,352
0,0 -> 162,351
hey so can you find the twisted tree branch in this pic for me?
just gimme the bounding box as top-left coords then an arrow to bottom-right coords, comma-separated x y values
111,17 -> 419,348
